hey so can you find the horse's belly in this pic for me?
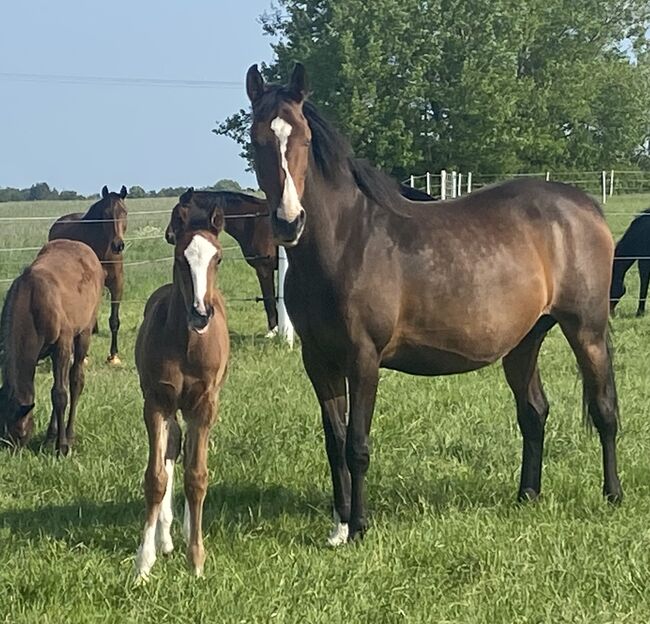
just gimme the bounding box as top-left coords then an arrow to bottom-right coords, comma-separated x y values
381,343 -> 494,376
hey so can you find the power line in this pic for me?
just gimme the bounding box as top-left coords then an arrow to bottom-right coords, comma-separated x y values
0,72 -> 242,90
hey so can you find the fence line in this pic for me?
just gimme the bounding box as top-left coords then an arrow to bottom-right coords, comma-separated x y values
0,211 -> 267,223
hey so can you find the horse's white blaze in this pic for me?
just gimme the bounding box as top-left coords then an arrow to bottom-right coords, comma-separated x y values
271,116 -> 304,223
184,234 -> 218,316
155,459 -> 175,555
327,510 -> 349,547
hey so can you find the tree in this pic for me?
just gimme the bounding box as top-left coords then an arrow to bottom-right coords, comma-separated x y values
128,185 -> 147,198
215,0 -> 650,176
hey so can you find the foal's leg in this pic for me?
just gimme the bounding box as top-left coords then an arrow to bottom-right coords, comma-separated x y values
50,339 -> 73,456
346,348 -> 380,541
636,259 -> 650,317
106,267 -> 123,363
181,398 -> 216,576
560,321 -> 622,502
135,400 -> 171,580
256,264 -> 278,335
66,330 -> 92,445
155,417 -> 181,557
502,319 -> 554,501
302,346 -> 350,545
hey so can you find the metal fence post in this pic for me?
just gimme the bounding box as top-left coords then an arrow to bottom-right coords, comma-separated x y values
609,169 -> 614,197
451,171 -> 457,199
467,172 -> 472,193
426,172 -> 431,196
601,170 -> 607,205
440,169 -> 447,200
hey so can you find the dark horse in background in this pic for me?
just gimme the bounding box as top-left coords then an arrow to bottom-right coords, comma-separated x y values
610,207 -> 650,317
165,187 -> 433,337
0,240 -> 104,453
48,185 -> 128,363
165,189 -> 278,336
247,63 -> 622,544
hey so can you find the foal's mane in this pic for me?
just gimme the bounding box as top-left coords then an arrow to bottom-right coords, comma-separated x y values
256,86 -> 406,212
190,190 -> 266,214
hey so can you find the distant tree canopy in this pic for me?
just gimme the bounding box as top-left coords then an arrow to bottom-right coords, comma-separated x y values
215,0 -> 650,178
0,179 -> 254,202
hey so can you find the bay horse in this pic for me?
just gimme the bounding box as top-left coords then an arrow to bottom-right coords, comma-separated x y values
134,191 -> 229,580
246,63 -> 622,544
48,185 -> 128,364
610,207 -> 650,317
165,189 -> 278,336
0,240 -> 104,453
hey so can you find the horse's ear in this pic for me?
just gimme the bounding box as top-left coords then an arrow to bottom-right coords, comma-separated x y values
165,204 -> 182,245
210,207 -> 225,235
180,187 -> 194,205
101,185 -> 109,198
246,64 -> 265,103
120,185 -> 127,199
289,63 -> 308,101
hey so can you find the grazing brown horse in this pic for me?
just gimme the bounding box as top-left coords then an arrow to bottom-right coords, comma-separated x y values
246,63 -> 622,544
610,207 -> 650,317
0,240 -> 104,453
165,189 -> 278,335
48,185 -> 128,363
134,193 -> 229,579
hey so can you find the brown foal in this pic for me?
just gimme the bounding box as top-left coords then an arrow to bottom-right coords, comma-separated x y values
0,240 -> 104,453
134,193 -> 229,579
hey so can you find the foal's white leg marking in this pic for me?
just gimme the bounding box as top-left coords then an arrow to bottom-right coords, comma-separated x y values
264,326 -> 279,339
135,522 -> 157,580
183,498 -> 191,544
155,459 -> 175,555
327,509 -> 349,547
270,116 -> 304,223
184,234 -> 218,320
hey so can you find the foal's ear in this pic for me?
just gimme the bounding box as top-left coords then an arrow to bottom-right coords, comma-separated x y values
210,207 -> 225,235
101,185 -> 109,198
246,64 -> 265,103
165,204 -> 183,245
120,185 -> 128,199
180,187 -> 194,205
289,63 -> 308,101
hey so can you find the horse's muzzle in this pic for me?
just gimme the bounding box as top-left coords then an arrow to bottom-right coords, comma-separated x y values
111,240 -> 125,254
188,305 -> 214,333
271,210 -> 305,247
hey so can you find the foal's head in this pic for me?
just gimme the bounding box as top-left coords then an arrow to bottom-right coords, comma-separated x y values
0,386 -> 34,447
168,188 -> 224,334
246,63 -> 310,247
99,185 -> 128,254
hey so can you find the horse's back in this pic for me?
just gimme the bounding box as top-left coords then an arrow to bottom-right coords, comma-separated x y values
48,213 -> 85,242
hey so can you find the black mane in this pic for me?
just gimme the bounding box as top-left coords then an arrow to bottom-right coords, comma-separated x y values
256,87 -> 406,211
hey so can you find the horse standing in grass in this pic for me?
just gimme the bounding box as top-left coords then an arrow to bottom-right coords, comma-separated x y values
134,193 -> 229,579
166,189 -> 278,336
48,185 -> 128,363
610,207 -> 650,317
0,240 -> 104,453
246,63 -> 622,544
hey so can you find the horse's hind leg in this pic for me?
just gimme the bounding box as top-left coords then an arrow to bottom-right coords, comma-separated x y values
50,338 -> 73,456
106,268 -> 123,363
636,259 -> 650,317
66,330 -> 92,445
182,398 -> 216,576
135,399 -> 172,580
559,320 -> 622,502
503,316 -> 555,501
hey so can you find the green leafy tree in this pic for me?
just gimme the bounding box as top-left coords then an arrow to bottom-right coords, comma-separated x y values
216,0 -> 650,176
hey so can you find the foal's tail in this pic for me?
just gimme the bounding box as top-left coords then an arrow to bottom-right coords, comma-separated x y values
582,320 -> 620,430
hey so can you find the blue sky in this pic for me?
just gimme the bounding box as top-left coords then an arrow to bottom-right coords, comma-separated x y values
0,0 -> 274,194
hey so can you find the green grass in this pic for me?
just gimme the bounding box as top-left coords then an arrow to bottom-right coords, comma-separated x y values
1,194 -> 650,623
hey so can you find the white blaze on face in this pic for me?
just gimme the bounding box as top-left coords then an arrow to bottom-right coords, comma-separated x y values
271,116 -> 304,223
183,234 -> 218,316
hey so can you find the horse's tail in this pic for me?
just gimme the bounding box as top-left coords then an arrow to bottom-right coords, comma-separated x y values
582,319 -> 619,431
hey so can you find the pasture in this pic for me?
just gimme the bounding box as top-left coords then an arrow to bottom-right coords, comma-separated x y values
1,193 -> 650,623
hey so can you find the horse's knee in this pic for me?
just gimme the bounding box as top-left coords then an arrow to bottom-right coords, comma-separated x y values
51,387 -> 68,413
144,466 -> 167,505
345,436 -> 370,475
184,468 -> 208,500
109,315 -> 120,332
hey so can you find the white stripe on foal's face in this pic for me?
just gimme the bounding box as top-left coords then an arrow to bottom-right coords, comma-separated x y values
271,116 -> 304,223
183,234 -> 218,316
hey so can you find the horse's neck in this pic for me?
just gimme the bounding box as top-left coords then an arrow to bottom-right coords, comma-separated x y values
4,283 -> 39,405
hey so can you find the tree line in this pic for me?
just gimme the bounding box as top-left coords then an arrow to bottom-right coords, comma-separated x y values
216,0 -> 650,180
0,179 -> 252,203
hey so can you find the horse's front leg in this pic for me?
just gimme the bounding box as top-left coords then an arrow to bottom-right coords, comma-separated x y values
106,266 -> 123,364
181,397 -> 217,577
346,348 -> 380,541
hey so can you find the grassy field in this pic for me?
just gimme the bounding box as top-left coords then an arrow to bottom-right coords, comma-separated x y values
1,194 -> 650,623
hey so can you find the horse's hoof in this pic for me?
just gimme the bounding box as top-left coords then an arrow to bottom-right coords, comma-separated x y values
518,488 -> 540,503
83,357 -> 90,366
106,354 -> 122,366
605,490 -> 623,506
56,444 -> 70,457
635,311 -> 645,318
327,520 -> 349,547
264,327 -> 279,339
